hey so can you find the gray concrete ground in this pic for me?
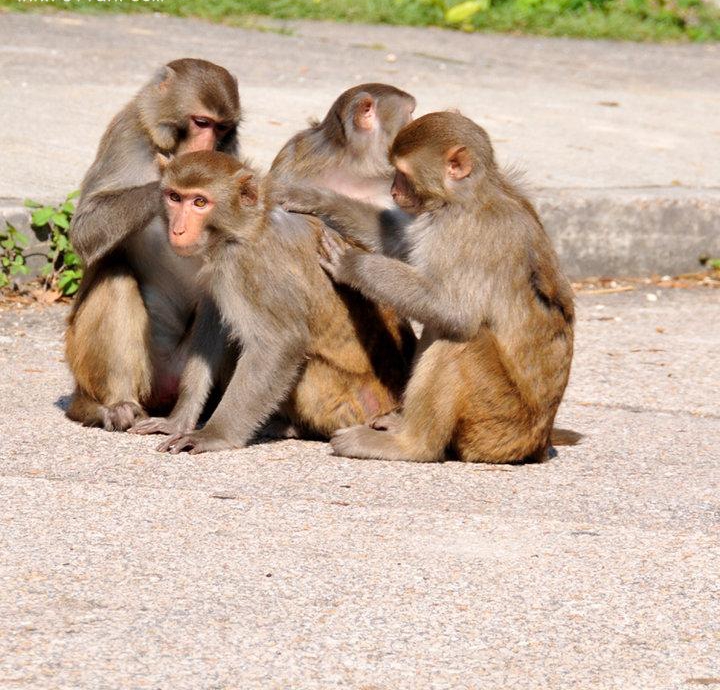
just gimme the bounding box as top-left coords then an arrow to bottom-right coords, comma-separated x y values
0,12 -> 719,275
1,287 -> 719,689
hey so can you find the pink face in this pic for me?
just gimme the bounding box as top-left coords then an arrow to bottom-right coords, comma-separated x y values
177,115 -> 233,154
164,188 -> 215,255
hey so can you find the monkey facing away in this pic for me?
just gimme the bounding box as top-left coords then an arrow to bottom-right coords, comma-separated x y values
289,111 -> 575,463
65,59 -> 241,431
130,151 -> 413,453
270,83 -> 416,207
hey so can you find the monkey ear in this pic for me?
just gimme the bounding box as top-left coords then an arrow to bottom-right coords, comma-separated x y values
153,65 -> 177,93
445,146 -> 473,181
234,172 -> 259,206
155,152 -> 173,173
353,95 -> 376,132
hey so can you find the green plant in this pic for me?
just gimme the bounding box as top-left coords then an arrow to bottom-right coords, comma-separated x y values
25,191 -> 83,296
0,223 -> 30,288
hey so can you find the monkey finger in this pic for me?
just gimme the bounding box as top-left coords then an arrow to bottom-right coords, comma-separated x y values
129,417 -> 167,435
157,433 -> 188,453
321,231 -> 345,263
318,255 -> 337,278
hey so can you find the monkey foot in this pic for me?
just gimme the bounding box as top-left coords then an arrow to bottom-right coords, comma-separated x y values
100,402 -> 147,432
157,430 -> 235,455
370,411 -> 401,432
128,417 -> 190,437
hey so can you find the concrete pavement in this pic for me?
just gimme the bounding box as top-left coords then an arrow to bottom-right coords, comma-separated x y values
0,12 -> 719,275
1,287 -> 719,689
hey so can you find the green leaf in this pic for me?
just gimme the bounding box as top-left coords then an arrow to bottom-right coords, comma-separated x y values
52,213 -> 70,230
24,199 -> 42,209
0,274 -> 8,288
709,258 -> 720,270
64,282 -> 80,296
60,202 -> 75,215
445,0 -> 488,23
66,190 -> 81,200
13,231 -> 29,248
0,239 -> 12,251
31,207 -> 55,227
40,264 -> 53,276
56,235 -> 69,251
58,273 -> 73,288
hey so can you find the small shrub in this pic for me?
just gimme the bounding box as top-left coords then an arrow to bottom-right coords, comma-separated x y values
25,191 -> 83,296
0,223 -> 30,288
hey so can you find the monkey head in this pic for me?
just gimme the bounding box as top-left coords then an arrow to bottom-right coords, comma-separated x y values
138,58 -> 242,156
158,151 -> 259,257
322,83 -> 416,175
389,111 -> 497,213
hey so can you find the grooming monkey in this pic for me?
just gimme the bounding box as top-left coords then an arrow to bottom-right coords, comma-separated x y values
288,111 -> 575,463
271,83 -> 416,207
130,151 -> 413,453
65,59 -> 241,431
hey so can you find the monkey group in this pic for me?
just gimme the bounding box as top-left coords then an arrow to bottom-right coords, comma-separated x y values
65,58 -> 575,463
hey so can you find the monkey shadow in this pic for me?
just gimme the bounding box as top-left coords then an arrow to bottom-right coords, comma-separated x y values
442,444 -> 558,465
54,395 -> 72,413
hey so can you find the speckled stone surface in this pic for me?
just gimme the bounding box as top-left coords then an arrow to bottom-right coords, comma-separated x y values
0,288 -> 718,689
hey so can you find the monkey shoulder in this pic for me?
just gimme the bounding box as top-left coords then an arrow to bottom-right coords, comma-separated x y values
83,106 -> 158,196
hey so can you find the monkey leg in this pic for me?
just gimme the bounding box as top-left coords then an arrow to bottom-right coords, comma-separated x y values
452,334 -> 552,464
330,341 -> 462,462
288,359 -> 399,439
65,260 -> 153,431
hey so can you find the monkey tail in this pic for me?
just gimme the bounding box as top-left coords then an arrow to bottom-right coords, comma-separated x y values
550,427 -> 584,446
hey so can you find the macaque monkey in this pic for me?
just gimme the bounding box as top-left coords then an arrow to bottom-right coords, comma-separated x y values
65,59 -> 242,431
295,112 -> 575,463
270,83 -> 416,207
130,151 -> 413,453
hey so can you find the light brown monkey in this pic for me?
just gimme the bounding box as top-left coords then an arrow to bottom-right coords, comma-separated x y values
268,82 -> 419,434
295,111 -> 575,463
130,151 -> 413,453
270,83 -> 416,207
65,59 -> 241,431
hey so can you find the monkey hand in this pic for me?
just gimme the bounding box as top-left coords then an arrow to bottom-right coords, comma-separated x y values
319,227 -> 358,283
156,427 -> 235,455
128,416 -> 192,437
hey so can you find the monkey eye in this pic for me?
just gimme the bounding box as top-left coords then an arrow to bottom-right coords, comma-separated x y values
167,191 -> 182,203
192,117 -> 212,129
193,196 -> 208,208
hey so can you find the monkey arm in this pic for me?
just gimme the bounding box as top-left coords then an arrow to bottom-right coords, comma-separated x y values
71,181 -> 162,267
280,185 -> 409,258
329,246 -> 475,341
129,298 -> 229,439
161,339 -> 306,454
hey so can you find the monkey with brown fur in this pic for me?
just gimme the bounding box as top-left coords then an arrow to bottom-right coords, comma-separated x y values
290,111 -> 575,463
65,59 -> 241,431
271,83 -> 416,207
266,82 -> 419,436
130,151 -> 413,453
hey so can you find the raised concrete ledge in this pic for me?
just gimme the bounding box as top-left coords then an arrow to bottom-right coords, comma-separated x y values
537,187 -> 720,277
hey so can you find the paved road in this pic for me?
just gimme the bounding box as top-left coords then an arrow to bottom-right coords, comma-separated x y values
1,288 -> 718,689
0,12 -> 719,275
